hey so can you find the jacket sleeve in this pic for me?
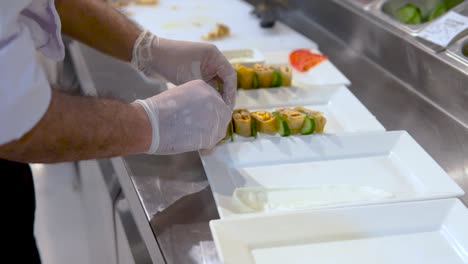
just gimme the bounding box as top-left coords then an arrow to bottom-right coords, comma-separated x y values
0,21 -> 52,145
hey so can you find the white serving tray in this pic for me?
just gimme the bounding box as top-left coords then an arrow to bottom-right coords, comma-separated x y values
233,85 -> 385,138
210,198 -> 468,264
200,131 -> 464,218
222,49 -> 265,67
263,50 -> 351,87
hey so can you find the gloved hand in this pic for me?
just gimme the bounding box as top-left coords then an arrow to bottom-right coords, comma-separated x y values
133,80 -> 232,155
131,30 -> 237,108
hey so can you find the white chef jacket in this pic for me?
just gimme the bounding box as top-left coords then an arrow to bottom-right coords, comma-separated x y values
0,0 -> 64,144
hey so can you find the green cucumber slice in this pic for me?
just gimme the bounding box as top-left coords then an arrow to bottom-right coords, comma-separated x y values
278,120 -> 291,137
251,118 -> 258,138
229,121 -> 234,142
224,121 -> 234,142
300,115 -> 316,135
252,74 -> 259,89
271,69 -> 282,87
272,112 -> 291,137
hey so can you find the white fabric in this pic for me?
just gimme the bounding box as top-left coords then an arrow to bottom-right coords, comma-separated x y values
0,0 -> 64,144
19,0 -> 64,61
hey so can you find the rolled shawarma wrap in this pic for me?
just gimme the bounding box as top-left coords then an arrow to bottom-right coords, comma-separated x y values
253,64 -> 274,88
233,109 -> 252,137
234,64 -> 255,89
276,108 -> 306,134
294,106 -> 327,133
251,111 -> 278,135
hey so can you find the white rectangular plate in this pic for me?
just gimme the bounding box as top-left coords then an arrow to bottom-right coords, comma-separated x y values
210,199 -> 468,264
263,50 -> 351,87
200,131 -> 464,218
234,85 -> 384,138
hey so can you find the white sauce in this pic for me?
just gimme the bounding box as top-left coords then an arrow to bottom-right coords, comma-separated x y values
233,185 -> 395,213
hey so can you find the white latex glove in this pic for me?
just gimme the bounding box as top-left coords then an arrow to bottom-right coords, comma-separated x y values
131,30 -> 237,108
134,80 -> 232,155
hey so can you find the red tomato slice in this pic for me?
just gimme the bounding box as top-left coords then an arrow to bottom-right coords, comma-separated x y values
289,49 -> 328,72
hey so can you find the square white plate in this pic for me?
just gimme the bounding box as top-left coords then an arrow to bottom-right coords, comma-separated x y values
263,50 -> 351,87
233,85 -> 384,138
210,199 -> 468,264
200,131 -> 464,218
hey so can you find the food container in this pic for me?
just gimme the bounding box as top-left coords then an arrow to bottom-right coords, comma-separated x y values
374,0 -> 466,34
447,34 -> 468,64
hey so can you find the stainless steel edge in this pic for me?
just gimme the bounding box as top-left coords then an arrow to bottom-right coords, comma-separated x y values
115,188 -> 154,264
447,35 -> 468,64
122,153 -> 219,264
112,157 -> 166,264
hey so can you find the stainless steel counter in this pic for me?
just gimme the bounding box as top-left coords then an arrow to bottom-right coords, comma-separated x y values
69,1 -> 467,263
69,42 -> 218,263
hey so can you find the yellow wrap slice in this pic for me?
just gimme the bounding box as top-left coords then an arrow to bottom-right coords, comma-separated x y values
280,66 -> 292,87
235,64 -> 255,89
253,64 -> 274,88
294,106 -> 327,133
251,111 -> 277,134
277,108 -> 306,134
233,109 -> 252,137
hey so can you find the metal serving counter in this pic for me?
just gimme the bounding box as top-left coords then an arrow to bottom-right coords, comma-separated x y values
69,0 -> 468,263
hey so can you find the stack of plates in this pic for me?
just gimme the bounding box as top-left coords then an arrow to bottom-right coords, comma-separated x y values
199,49 -> 467,264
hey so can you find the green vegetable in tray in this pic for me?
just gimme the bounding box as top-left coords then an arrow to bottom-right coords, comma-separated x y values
300,115 -> 316,135
408,13 -> 423,24
396,4 -> 423,24
272,112 -> 291,137
444,0 -> 463,9
425,0 -> 463,22
427,3 -> 448,21
394,0 -> 462,25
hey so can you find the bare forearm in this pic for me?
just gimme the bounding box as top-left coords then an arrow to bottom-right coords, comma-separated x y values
55,0 -> 141,62
0,90 -> 151,163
